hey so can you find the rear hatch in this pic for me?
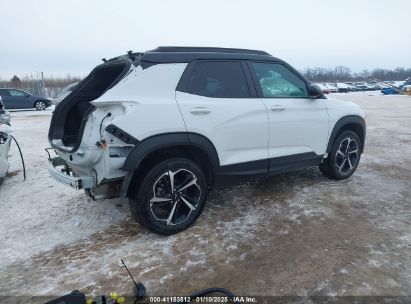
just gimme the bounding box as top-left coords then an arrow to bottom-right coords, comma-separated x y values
48,57 -> 133,152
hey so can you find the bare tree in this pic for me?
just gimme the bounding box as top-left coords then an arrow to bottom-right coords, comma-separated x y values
302,67 -> 411,82
10,75 -> 22,88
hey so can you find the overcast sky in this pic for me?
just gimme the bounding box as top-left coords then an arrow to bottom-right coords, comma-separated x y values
0,0 -> 410,79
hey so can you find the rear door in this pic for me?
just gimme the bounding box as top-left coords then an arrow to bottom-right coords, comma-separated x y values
0,89 -> 14,109
247,62 -> 329,169
176,60 -> 269,175
7,89 -> 29,109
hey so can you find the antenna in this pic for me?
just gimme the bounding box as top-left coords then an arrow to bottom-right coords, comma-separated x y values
121,259 -> 146,298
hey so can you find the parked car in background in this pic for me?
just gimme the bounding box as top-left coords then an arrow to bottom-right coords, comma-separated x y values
313,83 -> 330,94
366,83 -> 377,90
53,82 -> 79,105
381,87 -> 400,95
346,83 -> 359,92
368,82 -> 383,90
399,79 -> 411,89
354,83 -> 369,91
336,83 -> 349,93
0,88 -> 51,110
325,83 -> 338,93
393,81 -> 405,87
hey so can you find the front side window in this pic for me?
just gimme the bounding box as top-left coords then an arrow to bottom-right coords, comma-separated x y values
185,61 -> 250,98
8,89 -> 26,97
251,62 -> 307,98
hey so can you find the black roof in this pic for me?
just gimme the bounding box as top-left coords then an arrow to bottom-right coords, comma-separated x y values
101,47 -> 309,86
107,46 -> 279,65
151,46 -> 269,55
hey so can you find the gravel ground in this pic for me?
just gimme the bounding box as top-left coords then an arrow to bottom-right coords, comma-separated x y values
0,92 -> 410,302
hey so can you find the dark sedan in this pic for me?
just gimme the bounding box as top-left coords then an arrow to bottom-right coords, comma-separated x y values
0,88 -> 51,110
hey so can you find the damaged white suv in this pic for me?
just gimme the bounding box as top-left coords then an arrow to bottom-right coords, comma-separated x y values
48,47 -> 366,235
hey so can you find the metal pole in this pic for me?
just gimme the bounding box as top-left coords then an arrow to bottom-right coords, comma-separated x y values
41,72 -> 45,97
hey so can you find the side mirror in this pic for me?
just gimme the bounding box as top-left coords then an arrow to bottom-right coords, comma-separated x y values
25,94 -> 30,97
308,84 -> 324,99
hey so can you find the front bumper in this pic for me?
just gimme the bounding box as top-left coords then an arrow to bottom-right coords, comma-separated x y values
48,156 -> 96,190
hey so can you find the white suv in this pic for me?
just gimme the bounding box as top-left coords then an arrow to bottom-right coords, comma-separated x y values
48,47 -> 366,235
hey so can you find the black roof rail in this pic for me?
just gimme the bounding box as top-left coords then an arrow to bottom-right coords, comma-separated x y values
150,46 -> 270,56
105,47 -> 279,65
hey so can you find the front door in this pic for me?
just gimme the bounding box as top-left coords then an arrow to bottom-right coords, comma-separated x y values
247,62 -> 329,171
7,89 -> 28,109
0,89 -> 14,109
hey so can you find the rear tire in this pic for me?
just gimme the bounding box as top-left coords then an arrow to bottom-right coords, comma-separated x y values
320,130 -> 362,180
129,158 -> 208,235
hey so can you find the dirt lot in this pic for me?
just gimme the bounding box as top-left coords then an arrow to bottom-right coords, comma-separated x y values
0,92 -> 410,302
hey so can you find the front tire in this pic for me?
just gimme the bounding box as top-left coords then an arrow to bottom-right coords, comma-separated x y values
129,158 -> 208,235
35,100 -> 47,111
320,130 -> 362,180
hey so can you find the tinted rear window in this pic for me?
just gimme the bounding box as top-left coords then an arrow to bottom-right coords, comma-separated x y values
185,61 -> 250,98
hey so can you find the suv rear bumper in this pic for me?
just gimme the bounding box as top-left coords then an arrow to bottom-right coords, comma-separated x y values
48,156 -> 96,190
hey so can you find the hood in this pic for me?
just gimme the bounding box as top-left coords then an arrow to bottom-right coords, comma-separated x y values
325,97 -> 365,119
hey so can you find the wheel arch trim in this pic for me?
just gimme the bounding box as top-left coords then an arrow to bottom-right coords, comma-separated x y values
327,115 -> 366,154
121,132 -> 220,197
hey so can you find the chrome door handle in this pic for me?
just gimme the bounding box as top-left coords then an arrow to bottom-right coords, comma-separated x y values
189,107 -> 211,115
270,105 -> 286,112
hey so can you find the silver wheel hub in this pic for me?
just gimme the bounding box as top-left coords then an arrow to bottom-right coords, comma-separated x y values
335,137 -> 359,175
149,168 -> 201,226
37,102 -> 45,110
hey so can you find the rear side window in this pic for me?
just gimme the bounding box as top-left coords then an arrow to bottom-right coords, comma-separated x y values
250,62 -> 308,98
8,89 -> 26,97
185,61 -> 250,98
0,89 -> 10,96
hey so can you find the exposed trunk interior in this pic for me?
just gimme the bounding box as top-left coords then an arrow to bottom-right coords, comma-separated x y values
49,60 -> 130,150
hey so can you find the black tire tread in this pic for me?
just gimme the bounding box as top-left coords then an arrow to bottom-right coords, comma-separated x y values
321,130 -> 362,180
129,157 -> 207,235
